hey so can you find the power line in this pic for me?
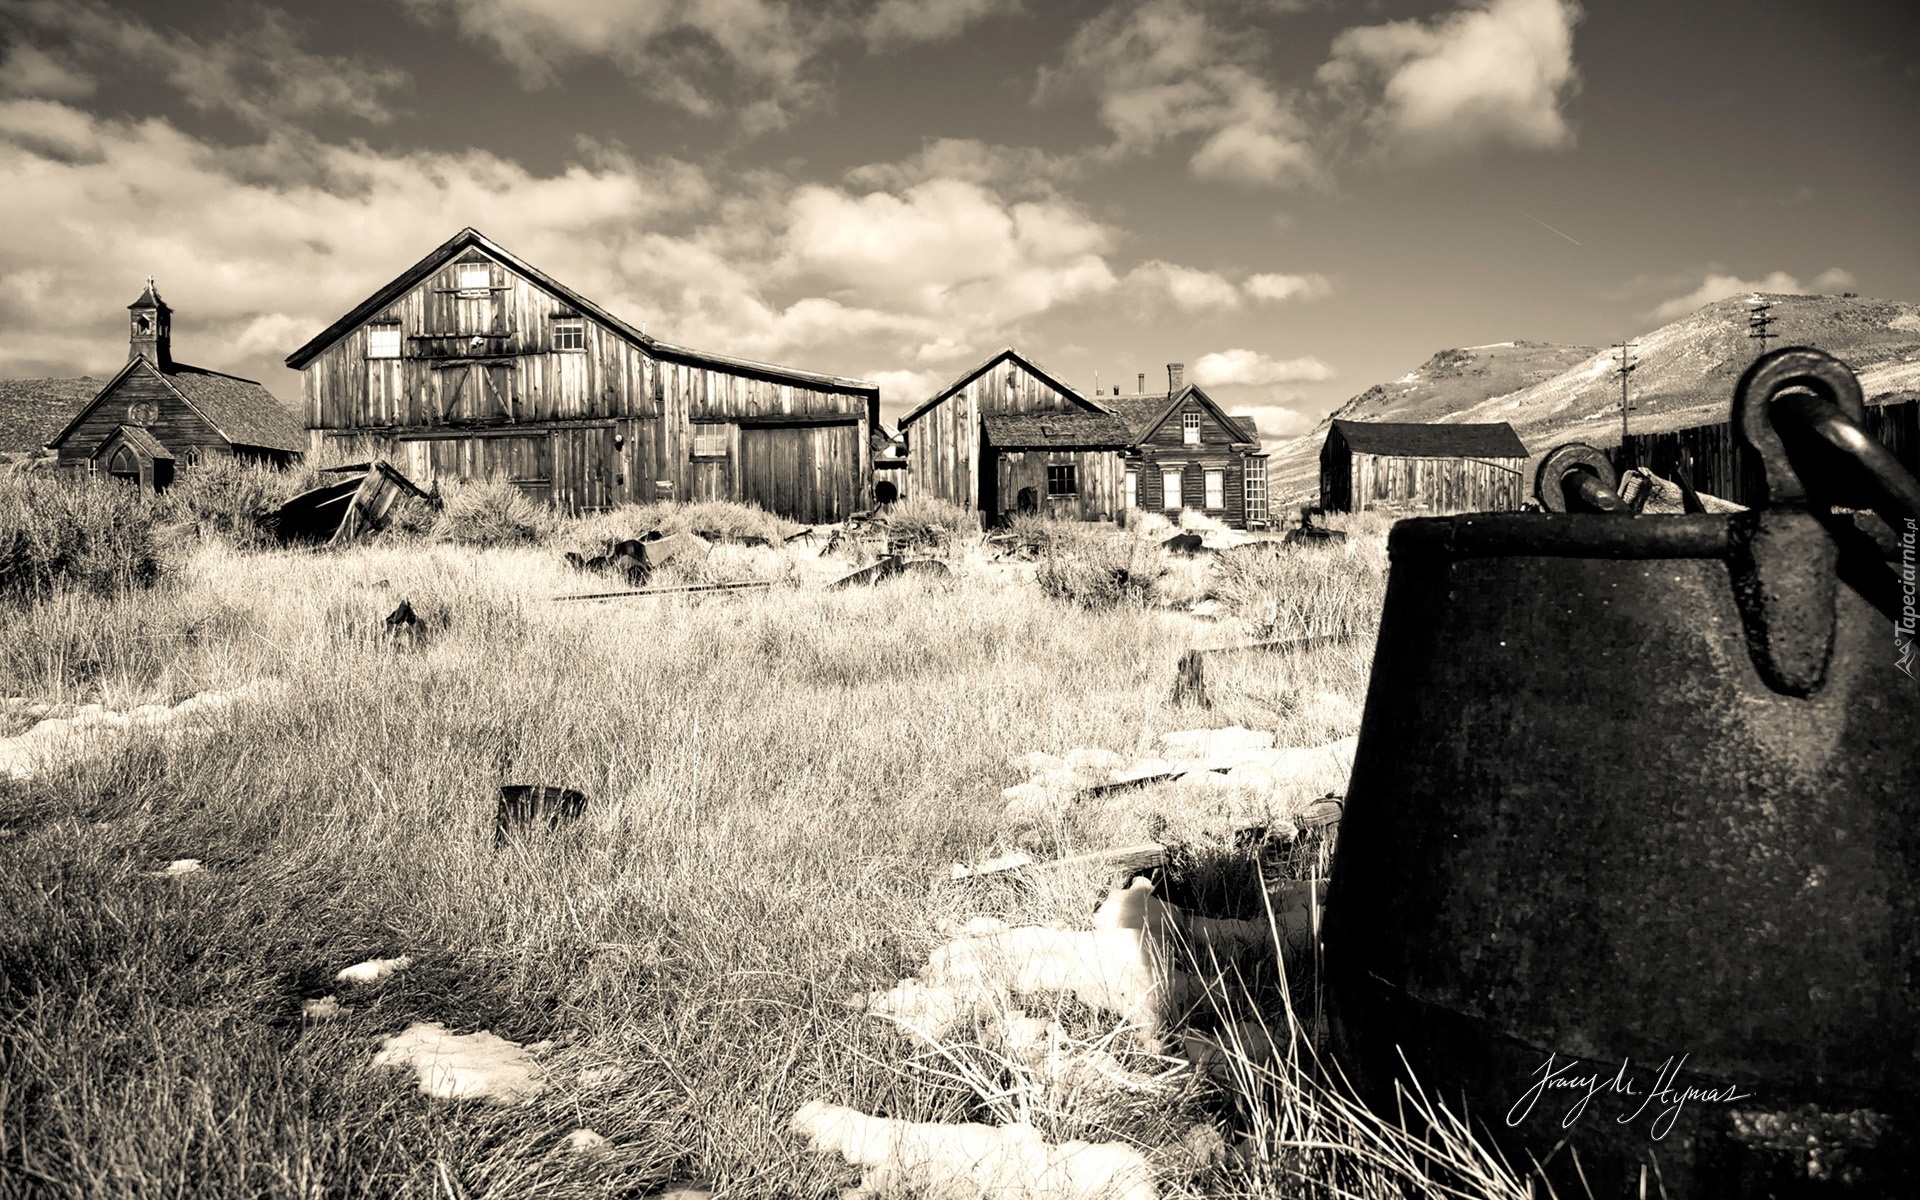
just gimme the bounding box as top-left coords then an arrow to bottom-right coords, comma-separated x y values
1747,296 -> 1778,357
1613,341 -> 1639,445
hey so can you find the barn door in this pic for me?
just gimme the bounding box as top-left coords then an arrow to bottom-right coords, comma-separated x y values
739,422 -> 859,523
550,426 -> 617,514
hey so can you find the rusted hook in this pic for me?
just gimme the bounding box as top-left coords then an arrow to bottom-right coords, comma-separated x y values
1535,442 -> 1630,513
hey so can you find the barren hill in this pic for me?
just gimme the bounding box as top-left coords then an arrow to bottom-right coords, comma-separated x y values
1271,293 -> 1920,504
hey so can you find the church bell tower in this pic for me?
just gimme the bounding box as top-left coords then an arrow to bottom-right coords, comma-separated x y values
128,276 -> 172,370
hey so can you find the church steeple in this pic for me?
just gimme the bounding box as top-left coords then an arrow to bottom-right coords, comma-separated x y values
128,276 -> 172,369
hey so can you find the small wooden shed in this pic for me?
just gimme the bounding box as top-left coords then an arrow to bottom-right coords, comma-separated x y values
981,411 -> 1133,522
1319,420 -> 1528,513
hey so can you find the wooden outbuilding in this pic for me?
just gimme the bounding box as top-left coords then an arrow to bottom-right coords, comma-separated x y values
1103,364 -> 1271,530
45,280 -> 304,489
286,228 -> 879,521
900,348 -> 1129,527
1319,419 -> 1528,513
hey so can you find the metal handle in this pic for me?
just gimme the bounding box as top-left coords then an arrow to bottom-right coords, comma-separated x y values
1770,390 -> 1920,528
1535,443 -> 1630,513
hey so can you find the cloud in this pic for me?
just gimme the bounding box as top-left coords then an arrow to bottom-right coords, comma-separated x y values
1124,261 -> 1241,311
1244,272 -> 1332,302
3,1 -> 408,129
867,367 -> 950,415
1041,0 -> 1321,189
0,42 -> 95,100
1318,0 -> 1582,158
1646,267 -> 1858,321
1192,348 -> 1334,386
843,138 -> 1075,195
1230,403 -> 1316,439
863,0 -> 1022,51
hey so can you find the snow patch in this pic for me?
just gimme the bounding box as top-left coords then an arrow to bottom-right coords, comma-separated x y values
0,683 -> 279,780
372,1021 -> 546,1105
791,1100 -> 1157,1200
336,955 -> 413,985
149,858 -> 202,878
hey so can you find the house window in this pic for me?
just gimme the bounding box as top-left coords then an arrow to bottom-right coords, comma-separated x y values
1162,469 -> 1182,509
1183,412 -> 1201,444
553,318 -> 585,352
1124,471 -> 1137,508
1047,464 -> 1078,496
691,425 -> 728,458
457,264 -> 492,296
367,323 -> 402,358
1245,460 -> 1268,522
1205,469 -> 1225,510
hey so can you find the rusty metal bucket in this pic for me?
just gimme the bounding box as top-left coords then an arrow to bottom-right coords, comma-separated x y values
1322,349 -> 1920,1197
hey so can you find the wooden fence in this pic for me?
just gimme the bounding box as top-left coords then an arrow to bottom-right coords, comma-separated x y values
1613,398 -> 1918,507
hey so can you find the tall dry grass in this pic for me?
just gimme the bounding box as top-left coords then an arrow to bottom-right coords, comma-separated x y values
0,508 -> 1542,1200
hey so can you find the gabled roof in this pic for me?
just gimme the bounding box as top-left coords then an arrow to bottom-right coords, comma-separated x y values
0,377 -> 101,453
899,346 -> 1110,427
1328,419 -> 1527,459
128,281 -> 168,311
97,424 -> 175,461
982,411 -> 1135,449
1105,384 -> 1257,447
285,227 -> 876,396
46,357 -> 305,455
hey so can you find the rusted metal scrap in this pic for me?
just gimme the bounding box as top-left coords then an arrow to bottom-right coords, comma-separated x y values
268,460 -> 433,547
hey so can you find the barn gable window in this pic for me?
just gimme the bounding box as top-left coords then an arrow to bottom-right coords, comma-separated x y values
366,322 -> 402,358
1205,469 -> 1224,510
691,425 -> 728,458
1183,412 -> 1201,444
1047,464 -> 1078,496
552,318 -> 585,352
456,264 -> 492,296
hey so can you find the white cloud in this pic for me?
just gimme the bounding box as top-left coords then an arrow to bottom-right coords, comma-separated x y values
1231,403 -> 1316,439
0,42 -> 95,101
867,367 -> 950,415
5,1 -> 407,129
1192,348 -> 1334,386
1125,260 -> 1241,311
863,0 -> 1022,51
843,138 -> 1074,195
1245,272 -> 1332,302
1646,267 -> 1857,321
1319,0 -> 1582,158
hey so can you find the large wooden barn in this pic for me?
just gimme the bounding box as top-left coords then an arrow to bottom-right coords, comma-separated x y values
900,348 -> 1131,526
286,228 -> 880,521
1103,364 -> 1271,530
1319,419 -> 1528,513
46,280 -> 304,490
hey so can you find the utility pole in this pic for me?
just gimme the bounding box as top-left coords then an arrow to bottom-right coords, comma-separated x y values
1613,340 -> 1639,446
1748,295 -> 1778,357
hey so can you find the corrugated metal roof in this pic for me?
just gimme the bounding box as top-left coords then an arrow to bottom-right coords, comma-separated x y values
1329,419 -> 1527,459
982,411 -> 1134,448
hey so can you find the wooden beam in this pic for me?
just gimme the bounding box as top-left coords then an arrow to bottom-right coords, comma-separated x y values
549,580 -> 775,602
950,841 -> 1168,881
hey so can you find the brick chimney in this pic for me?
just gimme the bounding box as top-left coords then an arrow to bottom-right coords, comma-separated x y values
1136,372 -> 1145,394
1167,362 -> 1184,393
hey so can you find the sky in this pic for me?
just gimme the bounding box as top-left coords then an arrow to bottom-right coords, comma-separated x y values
1,0 -> 1916,442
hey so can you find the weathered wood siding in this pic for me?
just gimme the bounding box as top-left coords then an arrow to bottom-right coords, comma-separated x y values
739,422 -> 861,524
54,364 -> 231,465
1614,399 -> 1918,508
905,356 -> 1091,523
1334,451 -> 1526,513
301,247 -> 872,518
1130,396 -> 1252,527
994,450 -> 1123,523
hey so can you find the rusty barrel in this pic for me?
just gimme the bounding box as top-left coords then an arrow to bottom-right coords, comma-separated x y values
1322,350 -> 1920,1197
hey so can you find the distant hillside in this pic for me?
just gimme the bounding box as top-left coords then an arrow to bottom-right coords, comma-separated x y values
1271,293 -> 1920,504
0,378 -> 100,454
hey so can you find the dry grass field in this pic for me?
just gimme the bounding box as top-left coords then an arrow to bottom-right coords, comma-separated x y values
0,477 -> 1534,1200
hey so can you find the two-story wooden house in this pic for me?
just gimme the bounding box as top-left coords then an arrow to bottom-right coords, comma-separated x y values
286,228 -> 880,521
898,348 -> 1132,527
1104,364 -> 1270,529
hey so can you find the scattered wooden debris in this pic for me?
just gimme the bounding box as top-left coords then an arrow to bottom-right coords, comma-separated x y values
1161,532 -> 1207,555
830,554 -> 951,588
951,841 -> 1168,882
268,460 -> 432,547
1616,467 -> 1746,514
495,784 -> 589,848
1298,794 -> 1344,829
1170,631 -> 1366,708
550,580 -> 774,602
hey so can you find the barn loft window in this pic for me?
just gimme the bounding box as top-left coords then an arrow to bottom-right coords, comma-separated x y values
366,322 -> 402,358
1183,412 -> 1202,444
691,425 -> 728,458
1162,468 -> 1182,509
552,318 -> 585,352
456,264 -> 492,295
1047,464 -> 1078,496
1205,468 -> 1225,510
